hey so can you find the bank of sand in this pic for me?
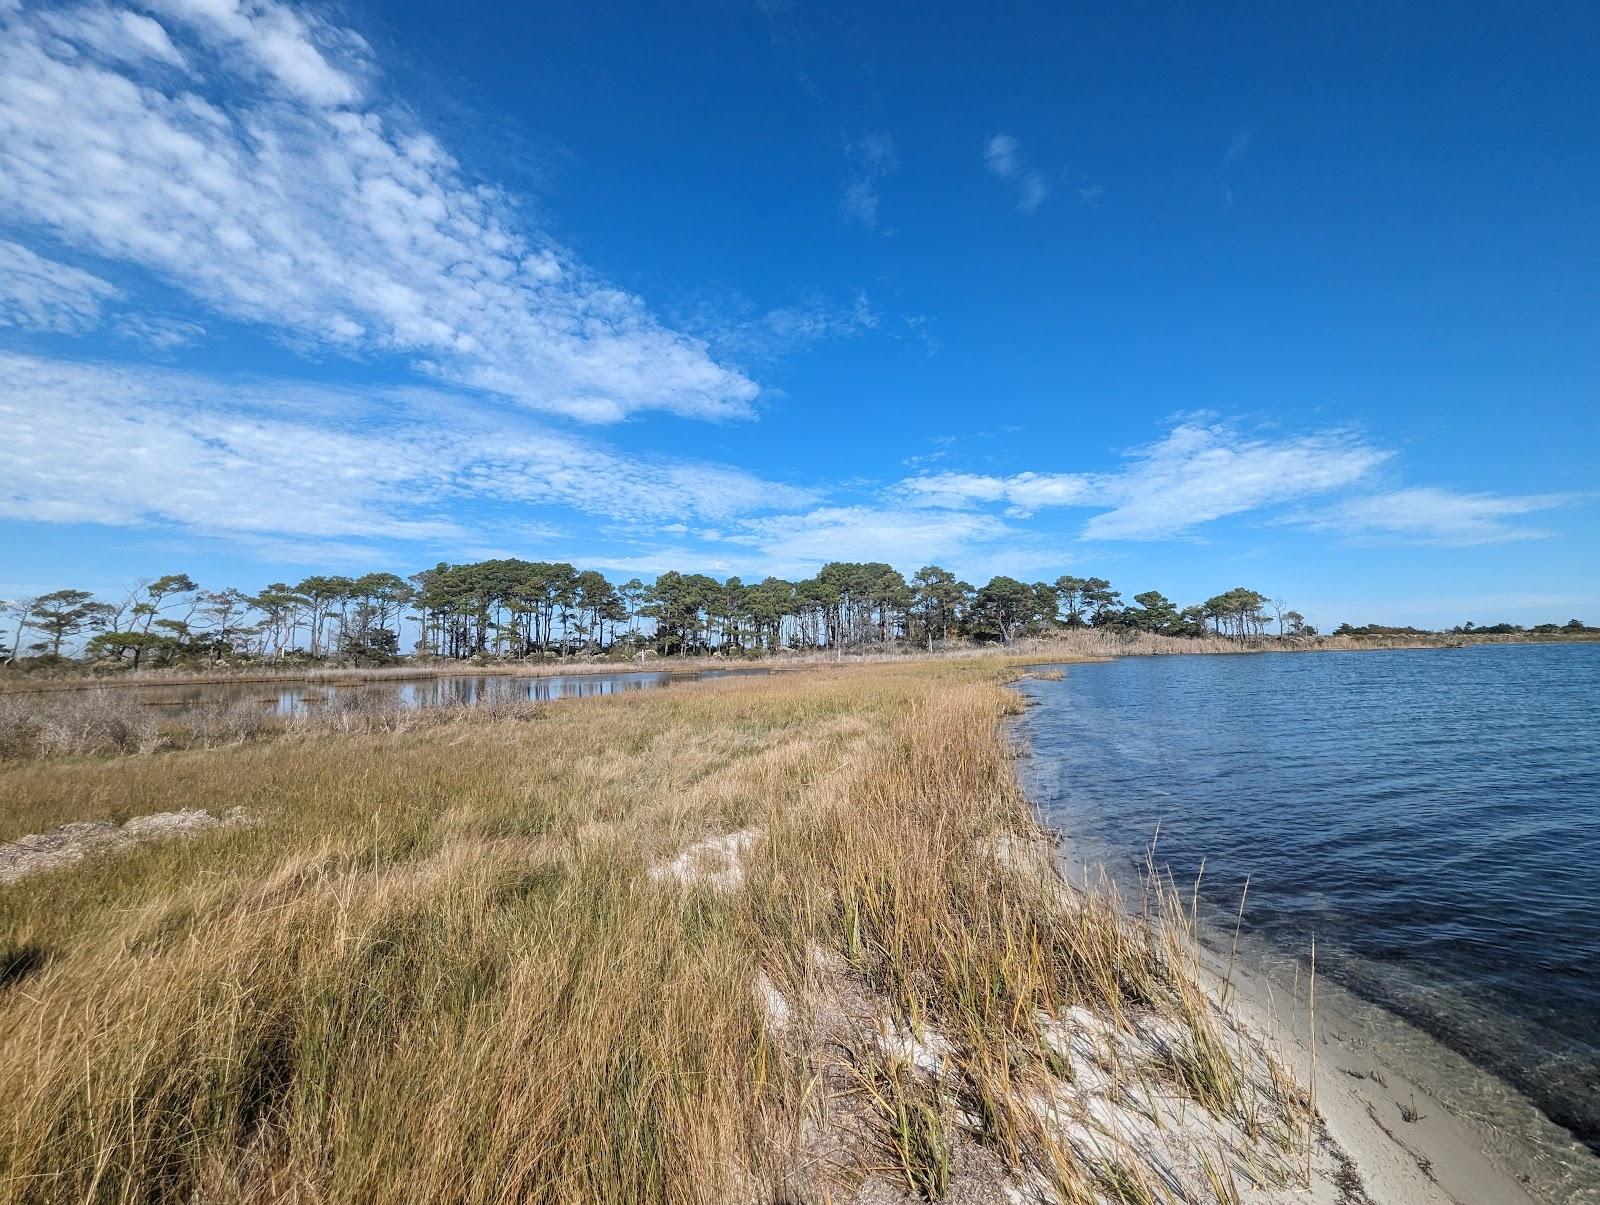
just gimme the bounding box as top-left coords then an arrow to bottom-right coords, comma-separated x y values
1221,943 -> 1600,1205
1050,840 -> 1597,1205
1213,954 -> 1540,1205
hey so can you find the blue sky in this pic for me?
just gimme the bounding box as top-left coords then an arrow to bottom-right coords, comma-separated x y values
1,0 -> 1595,629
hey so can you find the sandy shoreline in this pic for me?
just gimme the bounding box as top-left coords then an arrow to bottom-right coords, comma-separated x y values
1046,836 -> 1600,1205
1206,945 -> 1542,1205
1219,934 -> 1600,1205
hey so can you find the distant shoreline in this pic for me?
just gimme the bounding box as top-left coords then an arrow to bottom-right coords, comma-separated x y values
3,629 -> 1597,696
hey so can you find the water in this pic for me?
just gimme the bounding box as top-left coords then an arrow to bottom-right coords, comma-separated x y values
130,668 -> 757,716
1016,644 -> 1600,1191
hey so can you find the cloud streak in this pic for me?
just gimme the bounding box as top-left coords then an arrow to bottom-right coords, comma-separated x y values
1282,487 -> 1580,546
0,0 -> 757,423
686,291 -> 880,366
984,134 -> 1049,214
0,350 -> 1046,581
0,239 -> 120,333
899,423 -> 1391,540
113,311 -> 207,352
841,130 -> 898,229
1,351 -> 1580,578
0,353 -> 811,548
724,505 -> 1014,576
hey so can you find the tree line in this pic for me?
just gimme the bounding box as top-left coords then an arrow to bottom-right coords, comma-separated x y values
1,562 -> 1317,669
1335,619 -> 1595,637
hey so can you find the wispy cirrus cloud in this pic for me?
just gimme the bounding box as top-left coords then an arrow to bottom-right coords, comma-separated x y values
723,505 -> 1013,575
0,347 -> 1035,583
899,422 -> 1392,540
900,470 -> 1091,513
841,130 -> 898,229
0,0 -> 757,423
563,512 -> 1044,583
113,312 -> 207,352
984,134 -> 1050,214
894,422 -> 1586,549
0,353 -> 812,548
1282,486 -> 1581,546
0,239 -> 119,333
684,290 -> 880,366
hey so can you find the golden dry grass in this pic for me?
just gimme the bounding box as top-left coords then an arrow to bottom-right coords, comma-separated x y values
0,660 -> 1308,1204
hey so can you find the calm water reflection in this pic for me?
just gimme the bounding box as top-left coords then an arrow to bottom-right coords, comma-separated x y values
138,669 -> 754,716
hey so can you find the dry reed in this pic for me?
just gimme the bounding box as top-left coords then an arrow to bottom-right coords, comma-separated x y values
0,660 -> 1309,1204
0,687 -> 549,765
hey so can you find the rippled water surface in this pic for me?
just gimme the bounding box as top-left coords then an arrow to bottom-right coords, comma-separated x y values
1017,643 -> 1600,1162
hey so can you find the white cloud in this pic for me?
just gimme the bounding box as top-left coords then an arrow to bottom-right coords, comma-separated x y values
1224,125 -> 1254,169
984,133 -> 1049,214
983,134 -> 1020,177
842,130 -> 898,229
1283,487 -> 1579,546
113,311 -> 207,351
0,1 -> 757,422
895,425 -> 1583,550
216,534 -> 400,567
560,505 -> 1071,583
695,291 -> 879,364
146,0 -> 367,106
34,3 -> 188,69
899,422 -> 1391,540
900,469 -> 1091,512
1078,425 -> 1389,540
1015,172 -> 1050,214
0,353 -> 811,545
0,239 -> 120,332
724,505 -> 1014,575
841,179 -> 880,227
558,546 -> 764,579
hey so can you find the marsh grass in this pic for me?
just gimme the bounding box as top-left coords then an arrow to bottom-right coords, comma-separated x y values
0,660 -> 1308,1204
0,686 -> 552,767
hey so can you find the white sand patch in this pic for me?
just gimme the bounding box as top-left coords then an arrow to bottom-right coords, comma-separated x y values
0,807 -> 253,885
754,970 -> 792,1036
1214,954 -> 1546,1205
779,934 -> 1314,1203
1024,999 -> 1319,1203
991,830 -> 1056,880
875,1016 -> 954,1076
1001,1169 -> 1058,1205
807,941 -> 847,976
648,828 -> 762,892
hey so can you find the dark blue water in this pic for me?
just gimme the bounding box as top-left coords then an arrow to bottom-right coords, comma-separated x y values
1017,644 -> 1600,1158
